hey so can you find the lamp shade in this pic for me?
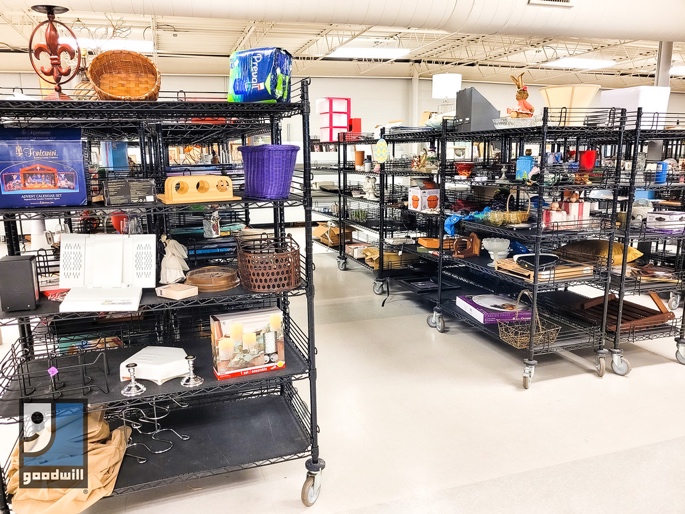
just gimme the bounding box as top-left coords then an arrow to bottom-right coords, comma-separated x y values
432,73 -> 462,99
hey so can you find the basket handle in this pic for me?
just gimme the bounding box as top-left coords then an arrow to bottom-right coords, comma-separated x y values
514,288 -> 542,330
506,190 -> 531,215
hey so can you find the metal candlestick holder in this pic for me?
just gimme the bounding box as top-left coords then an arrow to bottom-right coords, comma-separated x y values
180,355 -> 204,388
121,362 -> 146,397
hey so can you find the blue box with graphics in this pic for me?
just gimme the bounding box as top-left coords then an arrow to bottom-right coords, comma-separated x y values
0,128 -> 87,209
228,47 -> 292,103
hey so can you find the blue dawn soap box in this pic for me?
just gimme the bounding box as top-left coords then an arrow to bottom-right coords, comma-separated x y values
0,128 -> 87,209
228,47 -> 292,103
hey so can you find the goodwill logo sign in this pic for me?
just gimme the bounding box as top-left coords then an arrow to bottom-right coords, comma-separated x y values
19,400 -> 88,489
0,128 -> 87,208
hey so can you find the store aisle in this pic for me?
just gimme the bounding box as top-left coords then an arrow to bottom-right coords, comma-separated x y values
82,246 -> 685,514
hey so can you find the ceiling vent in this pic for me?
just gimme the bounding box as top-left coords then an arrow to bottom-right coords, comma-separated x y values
528,0 -> 575,6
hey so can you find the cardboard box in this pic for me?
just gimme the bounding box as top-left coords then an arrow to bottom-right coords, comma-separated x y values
155,283 -> 199,300
362,247 -> 418,270
456,295 -> 532,325
345,243 -> 370,259
313,222 -> 353,246
408,187 -> 440,212
0,128 -> 87,208
210,308 -> 286,380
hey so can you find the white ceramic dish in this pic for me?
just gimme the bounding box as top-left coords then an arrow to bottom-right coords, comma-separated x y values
471,294 -> 522,312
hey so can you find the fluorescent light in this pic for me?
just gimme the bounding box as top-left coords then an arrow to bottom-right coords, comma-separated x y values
329,47 -> 410,59
670,65 -> 685,76
542,57 -> 616,70
60,37 -> 154,53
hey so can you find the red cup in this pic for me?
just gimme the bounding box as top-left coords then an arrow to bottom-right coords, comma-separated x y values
579,150 -> 597,172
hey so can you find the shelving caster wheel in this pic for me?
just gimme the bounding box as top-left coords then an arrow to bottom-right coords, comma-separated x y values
676,343 -> 685,365
610,351 -> 632,376
595,349 -> 608,378
427,312 -> 446,332
337,257 -> 346,271
668,293 -> 681,311
522,361 -> 536,389
302,458 -> 325,507
373,280 -> 385,295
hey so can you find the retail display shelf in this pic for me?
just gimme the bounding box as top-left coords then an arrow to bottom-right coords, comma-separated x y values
0,327 -> 310,418
0,283 -> 309,324
111,392 -> 311,495
460,219 -> 613,242
0,196 -> 306,221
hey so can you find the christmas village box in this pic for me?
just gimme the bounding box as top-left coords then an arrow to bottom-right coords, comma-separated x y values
210,308 -> 286,380
0,128 -> 87,209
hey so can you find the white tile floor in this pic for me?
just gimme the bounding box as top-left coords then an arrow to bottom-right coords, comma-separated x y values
3,234 -> 685,513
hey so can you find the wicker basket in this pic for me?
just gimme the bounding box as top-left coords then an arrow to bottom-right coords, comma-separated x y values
503,191 -> 531,224
87,50 -> 161,101
239,145 -> 299,200
237,234 -> 301,292
497,290 -> 561,349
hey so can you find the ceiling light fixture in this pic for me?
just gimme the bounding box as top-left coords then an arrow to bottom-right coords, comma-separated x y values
542,57 -> 616,70
329,47 -> 410,59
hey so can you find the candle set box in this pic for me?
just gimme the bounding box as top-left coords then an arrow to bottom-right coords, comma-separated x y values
0,128 -> 87,209
210,308 -> 286,380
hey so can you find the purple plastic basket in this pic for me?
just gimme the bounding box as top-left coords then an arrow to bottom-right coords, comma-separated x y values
239,144 -> 300,200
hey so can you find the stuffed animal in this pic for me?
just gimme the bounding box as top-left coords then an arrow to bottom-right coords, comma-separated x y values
507,73 -> 534,118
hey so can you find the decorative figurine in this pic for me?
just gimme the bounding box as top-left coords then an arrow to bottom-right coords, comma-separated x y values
159,235 -> 189,284
362,176 -> 378,200
507,73 -> 534,118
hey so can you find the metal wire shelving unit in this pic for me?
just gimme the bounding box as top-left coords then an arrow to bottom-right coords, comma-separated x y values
0,79 -> 325,511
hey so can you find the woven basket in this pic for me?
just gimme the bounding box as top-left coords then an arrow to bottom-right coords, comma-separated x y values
237,234 -> 301,292
497,290 -> 561,349
87,50 -> 161,101
503,191 -> 531,224
239,145 -> 299,200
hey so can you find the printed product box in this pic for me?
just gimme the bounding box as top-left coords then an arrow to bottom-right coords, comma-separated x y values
0,128 -> 87,208
456,295 -> 532,325
210,308 -> 286,380
408,187 -> 440,212
228,47 -> 292,103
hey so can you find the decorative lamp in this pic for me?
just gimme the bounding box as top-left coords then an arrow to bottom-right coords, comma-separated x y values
432,73 -> 462,113
28,5 -> 80,100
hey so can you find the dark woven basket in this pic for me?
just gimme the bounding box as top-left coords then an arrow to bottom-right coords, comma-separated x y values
237,234 -> 301,292
239,145 -> 299,200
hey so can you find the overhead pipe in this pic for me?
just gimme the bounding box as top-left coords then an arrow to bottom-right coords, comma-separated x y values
1,0 -> 685,42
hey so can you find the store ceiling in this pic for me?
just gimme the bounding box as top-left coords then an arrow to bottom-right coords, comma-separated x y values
1,8 -> 685,92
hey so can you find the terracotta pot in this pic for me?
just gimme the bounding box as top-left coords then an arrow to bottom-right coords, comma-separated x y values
427,195 -> 439,209
411,195 -> 420,209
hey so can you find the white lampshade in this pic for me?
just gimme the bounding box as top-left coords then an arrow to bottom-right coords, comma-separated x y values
432,73 -> 462,100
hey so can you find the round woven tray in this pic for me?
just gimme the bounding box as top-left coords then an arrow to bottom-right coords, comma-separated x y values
87,50 -> 161,101
185,266 -> 240,292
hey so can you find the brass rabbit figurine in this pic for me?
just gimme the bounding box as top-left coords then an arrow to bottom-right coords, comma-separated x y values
507,72 -> 534,118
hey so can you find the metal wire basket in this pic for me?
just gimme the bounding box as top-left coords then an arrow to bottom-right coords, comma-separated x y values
497,290 -> 561,349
